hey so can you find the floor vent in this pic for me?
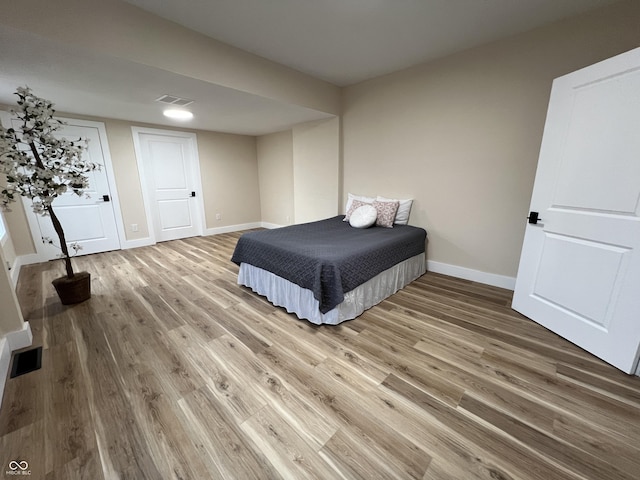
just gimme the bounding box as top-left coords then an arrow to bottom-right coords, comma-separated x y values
10,346 -> 43,378
155,94 -> 194,107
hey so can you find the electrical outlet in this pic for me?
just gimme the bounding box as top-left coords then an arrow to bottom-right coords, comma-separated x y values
131,224 -> 139,232
215,213 -> 221,221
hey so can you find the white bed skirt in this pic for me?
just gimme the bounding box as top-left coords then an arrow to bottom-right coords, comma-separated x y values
237,253 -> 426,325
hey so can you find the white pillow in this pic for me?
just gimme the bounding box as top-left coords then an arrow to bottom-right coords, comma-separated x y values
377,196 -> 413,225
344,193 -> 375,218
349,204 -> 377,228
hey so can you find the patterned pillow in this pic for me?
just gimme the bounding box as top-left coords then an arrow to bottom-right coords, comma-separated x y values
345,199 -> 373,221
373,200 -> 399,228
376,196 -> 413,225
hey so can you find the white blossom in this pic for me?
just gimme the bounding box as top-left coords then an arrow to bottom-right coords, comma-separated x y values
0,86 -> 100,216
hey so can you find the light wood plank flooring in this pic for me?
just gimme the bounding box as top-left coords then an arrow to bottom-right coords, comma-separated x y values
1,232 -> 640,479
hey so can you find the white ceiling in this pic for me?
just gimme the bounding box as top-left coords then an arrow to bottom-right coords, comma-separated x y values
123,0 -> 620,86
0,0 -> 621,135
0,24 -> 333,136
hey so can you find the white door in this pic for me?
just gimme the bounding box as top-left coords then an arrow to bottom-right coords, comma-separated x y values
513,48 -> 640,374
14,119 -> 122,259
134,129 -> 203,242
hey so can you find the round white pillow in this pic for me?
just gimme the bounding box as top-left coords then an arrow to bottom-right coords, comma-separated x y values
349,204 -> 377,228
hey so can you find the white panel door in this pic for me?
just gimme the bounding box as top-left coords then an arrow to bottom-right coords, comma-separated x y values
13,120 -> 121,258
513,48 -> 640,374
137,131 -> 203,242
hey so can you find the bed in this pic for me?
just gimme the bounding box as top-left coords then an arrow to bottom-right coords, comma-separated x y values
231,215 -> 427,325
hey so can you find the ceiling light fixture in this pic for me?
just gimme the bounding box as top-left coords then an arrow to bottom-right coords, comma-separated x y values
163,109 -> 193,121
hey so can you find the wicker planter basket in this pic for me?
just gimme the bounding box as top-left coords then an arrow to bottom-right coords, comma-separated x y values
52,271 -> 91,305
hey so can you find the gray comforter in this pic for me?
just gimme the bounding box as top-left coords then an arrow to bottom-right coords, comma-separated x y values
231,216 -> 427,313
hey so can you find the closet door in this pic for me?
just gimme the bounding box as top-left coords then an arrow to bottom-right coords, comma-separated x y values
133,128 -> 204,242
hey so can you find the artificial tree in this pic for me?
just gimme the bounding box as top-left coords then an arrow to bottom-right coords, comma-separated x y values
0,86 -> 98,303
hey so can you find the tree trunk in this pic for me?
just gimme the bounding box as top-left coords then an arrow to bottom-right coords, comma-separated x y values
47,205 -> 74,279
28,141 -> 75,279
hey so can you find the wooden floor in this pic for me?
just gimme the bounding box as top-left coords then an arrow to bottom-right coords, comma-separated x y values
1,233 -> 640,480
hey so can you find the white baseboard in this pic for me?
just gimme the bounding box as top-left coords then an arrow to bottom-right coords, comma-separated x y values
6,322 -> 33,351
11,237 -> 157,285
204,222 -> 262,236
427,260 -> 516,291
0,322 -> 33,408
261,222 -> 284,229
121,237 -> 155,250
206,221 -> 288,233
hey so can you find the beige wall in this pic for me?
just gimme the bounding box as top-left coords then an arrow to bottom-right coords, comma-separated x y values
0,227 -> 18,268
257,118 -> 340,226
3,203 -> 36,257
342,0 -> 640,279
257,130 -> 294,226
292,118 -> 341,223
197,131 -> 260,228
0,245 -> 23,337
102,120 -> 151,240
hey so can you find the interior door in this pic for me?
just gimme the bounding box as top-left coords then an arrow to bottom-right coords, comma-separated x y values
513,48 -> 640,374
14,120 -> 121,258
136,131 -> 203,242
